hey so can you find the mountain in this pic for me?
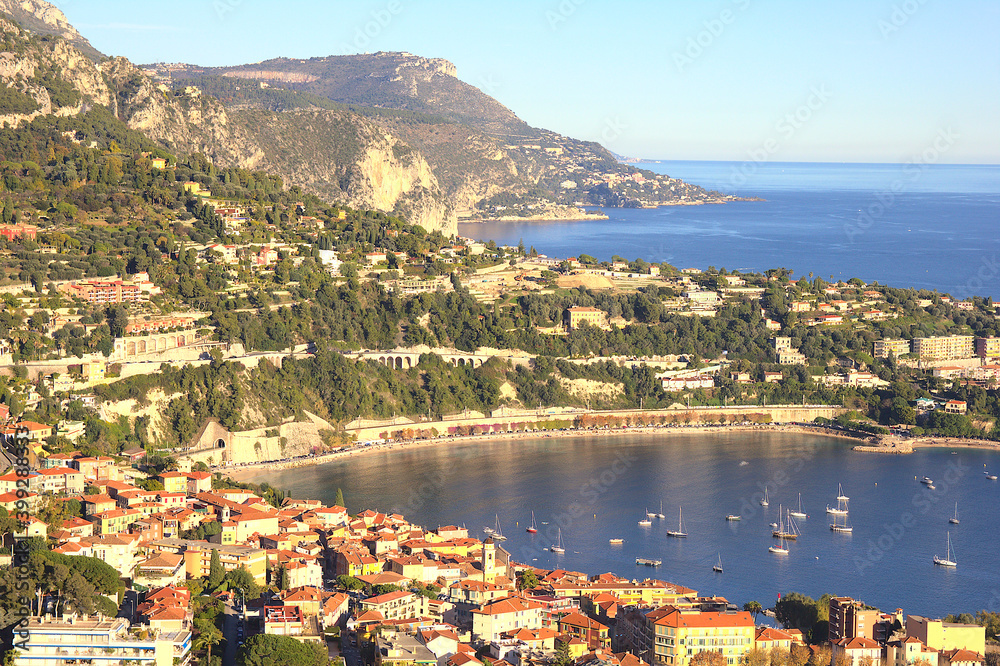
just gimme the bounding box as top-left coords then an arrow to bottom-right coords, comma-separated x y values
163,55 -> 743,216
0,0 -> 101,59
0,2 -> 743,235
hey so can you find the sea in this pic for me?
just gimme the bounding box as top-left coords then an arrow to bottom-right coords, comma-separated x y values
241,432 -> 1000,618
459,161 -> 1000,300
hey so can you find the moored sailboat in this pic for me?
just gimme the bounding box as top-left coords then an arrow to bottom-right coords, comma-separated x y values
789,493 -> 807,519
713,553 -> 723,573
527,511 -> 538,533
667,506 -> 688,538
933,532 -> 957,567
826,483 -> 849,515
550,528 -> 565,554
949,503 -> 960,525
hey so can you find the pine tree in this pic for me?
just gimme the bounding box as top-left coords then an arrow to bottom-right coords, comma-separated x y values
208,549 -> 224,588
279,566 -> 289,591
335,488 -> 345,509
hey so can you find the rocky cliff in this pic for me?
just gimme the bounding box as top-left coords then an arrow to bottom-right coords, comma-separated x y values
0,8 -> 458,234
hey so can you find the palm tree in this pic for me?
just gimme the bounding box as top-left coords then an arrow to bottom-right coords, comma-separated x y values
743,600 -> 763,620
193,625 -> 222,665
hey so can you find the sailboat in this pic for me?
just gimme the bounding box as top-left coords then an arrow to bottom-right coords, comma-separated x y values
949,503 -> 960,525
789,493 -> 807,519
492,514 -> 507,541
769,528 -> 789,554
713,553 -> 723,573
830,495 -> 853,532
772,507 -> 800,540
646,506 -> 657,518
656,500 -> 665,519
667,506 -> 688,538
933,532 -> 957,567
550,528 -> 566,554
526,511 -> 538,533
760,486 -> 769,507
826,483 -> 849,515
638,510 -> 653,527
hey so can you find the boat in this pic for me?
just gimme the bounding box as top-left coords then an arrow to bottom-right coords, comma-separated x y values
638,512 -> 653,527
550,529 -> 565,554
769,538 -> 789,554
609,538 -> 624,545
826,483 -> 849,515
656,500 -> 665,519
921,476 -> 934,485
666,506 -> 688,538
726,514 -> 742,521
927,484 -> 936,490
712,553 -> 723,573
482,526 -> 494,535
949,503 -> 960,525
739,460 -> 749,467
933,532 -> 957,567
789,493 -> 807,519
772,507 -> 800,540
492,515 -> 507,541
526,511 -> 538,533
646,506 -> 658,518
636,557 -> 661,566
760,486 -> 769,507
988,472 -> 998,481
830,508 -> 853,533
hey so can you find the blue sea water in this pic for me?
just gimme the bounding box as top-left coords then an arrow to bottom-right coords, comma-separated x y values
459,161 -> 1000,300
242,432 -> 1000,618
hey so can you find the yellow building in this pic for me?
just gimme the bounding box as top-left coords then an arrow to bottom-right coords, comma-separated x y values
905,616 -> 985,655
651,607 -> 755,666
911,336 -> 975,361
89,508 -> 142,535
874,338 -> 911,358
565,306 -> 610,331
158,472 -> 189,494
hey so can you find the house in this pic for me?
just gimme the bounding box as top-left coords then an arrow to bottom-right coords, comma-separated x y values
830,637 -> 883,666
359,591 -> 425,621
558,612 -> 610,650
944,400 -> 967,414
185,471 -> 213,495
158,471 -> 189,494
472,596 -> 543,643
135,552 -> 186,587
905,616 -> 985,655
565,306 -> 610,331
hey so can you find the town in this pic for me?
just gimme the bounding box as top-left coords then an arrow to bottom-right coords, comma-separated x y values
3,464 -> 996,666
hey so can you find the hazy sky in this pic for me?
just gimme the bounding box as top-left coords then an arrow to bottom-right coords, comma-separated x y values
60,0 -> 1000,164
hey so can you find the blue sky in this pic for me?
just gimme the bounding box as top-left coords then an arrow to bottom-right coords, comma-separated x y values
59,0 -> 1000,163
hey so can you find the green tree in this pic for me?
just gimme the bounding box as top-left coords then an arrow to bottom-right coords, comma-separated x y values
743,600 -> 763,620
516,570 -> 539,591
194,624 -> 222,665
208,549 -> 224,588
335,488 -> 345,509
223,565 -> 260,597
236,634 -> 329,666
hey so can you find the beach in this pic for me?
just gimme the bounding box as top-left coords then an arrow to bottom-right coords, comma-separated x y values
220,422 -> 891,481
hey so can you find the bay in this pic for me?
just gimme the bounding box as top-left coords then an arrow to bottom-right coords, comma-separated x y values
241,432 -> 1000,617
459,161 -> 1000,300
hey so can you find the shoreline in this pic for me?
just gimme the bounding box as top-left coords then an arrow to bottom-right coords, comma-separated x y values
220,423 -> 877,482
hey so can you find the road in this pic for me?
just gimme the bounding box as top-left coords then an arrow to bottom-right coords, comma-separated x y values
338,630 -> 362,666
222,602 -> 243,666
